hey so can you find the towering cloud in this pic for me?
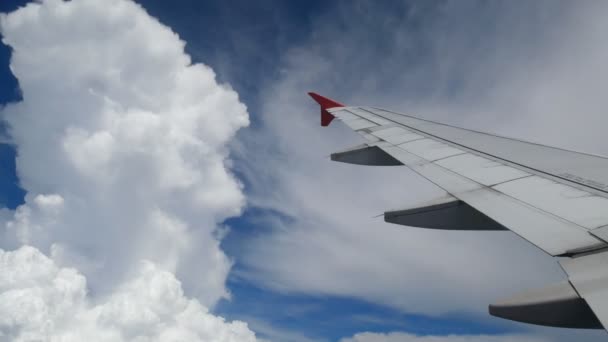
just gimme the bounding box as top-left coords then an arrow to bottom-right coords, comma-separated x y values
0,0 -> 255,339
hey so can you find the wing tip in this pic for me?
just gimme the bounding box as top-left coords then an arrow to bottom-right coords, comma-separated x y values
308,92 -> 344,127
307,92 -> 344,109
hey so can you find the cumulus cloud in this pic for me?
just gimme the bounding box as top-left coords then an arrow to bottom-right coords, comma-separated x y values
1,0 -> 248,302
0,0 -> 256,340
0,246 -> 256,341
237,0 -> 608,322
340,332 -> 550,342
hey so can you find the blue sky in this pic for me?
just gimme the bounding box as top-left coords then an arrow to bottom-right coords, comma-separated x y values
1,1 -> 608,341
0,0 -> 24,210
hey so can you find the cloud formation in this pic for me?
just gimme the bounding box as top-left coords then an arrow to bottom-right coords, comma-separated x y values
0,246 -> 256,341
1,0 -> 248,302
0,0 -> 255,339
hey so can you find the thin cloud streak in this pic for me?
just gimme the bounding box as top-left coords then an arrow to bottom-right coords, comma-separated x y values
234,2 -> 608,340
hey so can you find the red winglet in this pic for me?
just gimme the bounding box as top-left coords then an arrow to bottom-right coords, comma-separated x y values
308,92 -> 344,126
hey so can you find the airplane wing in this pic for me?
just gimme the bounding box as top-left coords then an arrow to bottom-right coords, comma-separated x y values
309,92 -> 608,330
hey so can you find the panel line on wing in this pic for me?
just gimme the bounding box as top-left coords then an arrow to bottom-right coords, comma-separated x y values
345,108 -> 392,125
360,107 -> 608,198
434,153 -> 532,187
429,152 -> 469,163
384,134 -> 608,232
377,144 -> 603,256
482,174 -> 534,188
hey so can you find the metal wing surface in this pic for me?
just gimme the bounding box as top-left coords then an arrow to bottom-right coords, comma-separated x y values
309,92 -> 608,330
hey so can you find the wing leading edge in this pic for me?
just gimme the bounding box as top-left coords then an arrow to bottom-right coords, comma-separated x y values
309,92 -> 608,330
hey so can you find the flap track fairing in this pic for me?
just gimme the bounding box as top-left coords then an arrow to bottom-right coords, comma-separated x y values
331,144 -> 403,166
384,197 -> 507,231
489,281 -> 602,329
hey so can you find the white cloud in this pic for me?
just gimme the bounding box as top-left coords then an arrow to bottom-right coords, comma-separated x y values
0,246 -> 257,342
0,0 -> 256,340
340,332 -> 549,342
237,0 -> 608,322
0,0 -> 248,303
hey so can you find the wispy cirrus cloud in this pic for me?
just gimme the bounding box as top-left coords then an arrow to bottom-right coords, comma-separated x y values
233,0 -> 608,340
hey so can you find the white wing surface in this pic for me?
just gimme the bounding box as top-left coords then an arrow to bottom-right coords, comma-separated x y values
309,92 -> 608,330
